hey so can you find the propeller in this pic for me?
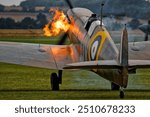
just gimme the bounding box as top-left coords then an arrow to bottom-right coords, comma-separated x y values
57,0 -> 89,45
65,0 -> 74,9
56,0 -> 74,45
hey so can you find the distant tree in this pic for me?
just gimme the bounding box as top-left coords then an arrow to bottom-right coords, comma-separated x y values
5,18 -> 16,28
36,13 -> 47,28
20,17 -> 36,29
0,4 -> 4,11
0,15 -> 47,29
0,18 -> 16,29
20,0 -> 52,8
104,0 -> 150,19
15,22 -> 22,29
128,19 -> 141,30
0,18 -> 6,28
20,0 -> 66,9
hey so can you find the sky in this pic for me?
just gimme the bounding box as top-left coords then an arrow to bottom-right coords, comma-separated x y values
0,0 -> 25,6
0,0 -> 150,6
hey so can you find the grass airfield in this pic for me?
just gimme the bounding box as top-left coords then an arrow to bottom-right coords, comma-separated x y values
0,36 -> 150,99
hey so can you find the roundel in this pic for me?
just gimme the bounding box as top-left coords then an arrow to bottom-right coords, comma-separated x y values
89,36 -> 101,61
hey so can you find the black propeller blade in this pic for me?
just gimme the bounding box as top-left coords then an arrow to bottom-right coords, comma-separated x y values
56,0 -> 73,45
65,0 -> 74,9
57,0 -> 86,45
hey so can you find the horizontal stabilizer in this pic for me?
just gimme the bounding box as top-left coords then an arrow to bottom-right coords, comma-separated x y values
64,60 -> 150,70
64,60 -> 121,69
129,60 -> 150,68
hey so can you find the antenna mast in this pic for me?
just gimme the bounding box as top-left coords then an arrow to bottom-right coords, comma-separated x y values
100,3 -> 104,27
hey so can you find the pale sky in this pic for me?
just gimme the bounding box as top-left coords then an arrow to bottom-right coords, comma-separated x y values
0,0 -> 150,6
0,0 -> 25,6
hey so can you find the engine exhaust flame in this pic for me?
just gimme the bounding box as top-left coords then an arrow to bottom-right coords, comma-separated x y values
43,9 -> 70,37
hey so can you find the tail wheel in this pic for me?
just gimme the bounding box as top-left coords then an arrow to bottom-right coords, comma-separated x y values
50,73 -> 59,91
111,82 -> 120,90
120,90 -> 125,99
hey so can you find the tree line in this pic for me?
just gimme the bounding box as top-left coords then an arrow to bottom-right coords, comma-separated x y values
0,13 -> 47,29
0,4 -> 4,11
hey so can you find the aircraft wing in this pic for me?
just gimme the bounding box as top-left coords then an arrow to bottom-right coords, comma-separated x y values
0,42 -> 79,70
128,41 -> 150,60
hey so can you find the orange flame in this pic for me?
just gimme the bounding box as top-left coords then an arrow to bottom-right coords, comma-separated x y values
43,9 -> 70,37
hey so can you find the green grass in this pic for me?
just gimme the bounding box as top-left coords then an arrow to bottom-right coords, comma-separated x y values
0,36 -> 70,44
0,36 -> 57,44
0,62 -> 150,100
0,62 -> 110,100
0,36 -> 150,99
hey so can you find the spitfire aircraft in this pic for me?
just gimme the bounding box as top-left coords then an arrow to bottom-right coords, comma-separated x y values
1,0 -> 150,98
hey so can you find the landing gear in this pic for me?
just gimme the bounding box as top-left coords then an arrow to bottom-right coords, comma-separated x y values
111,82 -> 120,90
111,83 -> 125,98
119,88 -> 125,99
50,70 -> 63,91
50,73 -> 59,91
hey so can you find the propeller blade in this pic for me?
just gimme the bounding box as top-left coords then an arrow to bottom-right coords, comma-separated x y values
65,0 -> 73,9
57,33 -> 68,45
63,0 -> 90,44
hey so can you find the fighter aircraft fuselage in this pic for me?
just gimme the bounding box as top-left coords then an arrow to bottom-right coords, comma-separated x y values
67,8 -> 126,87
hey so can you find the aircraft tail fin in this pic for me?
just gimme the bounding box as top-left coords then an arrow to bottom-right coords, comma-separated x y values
118,25 -> 128,66
118,25 -> 129,88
